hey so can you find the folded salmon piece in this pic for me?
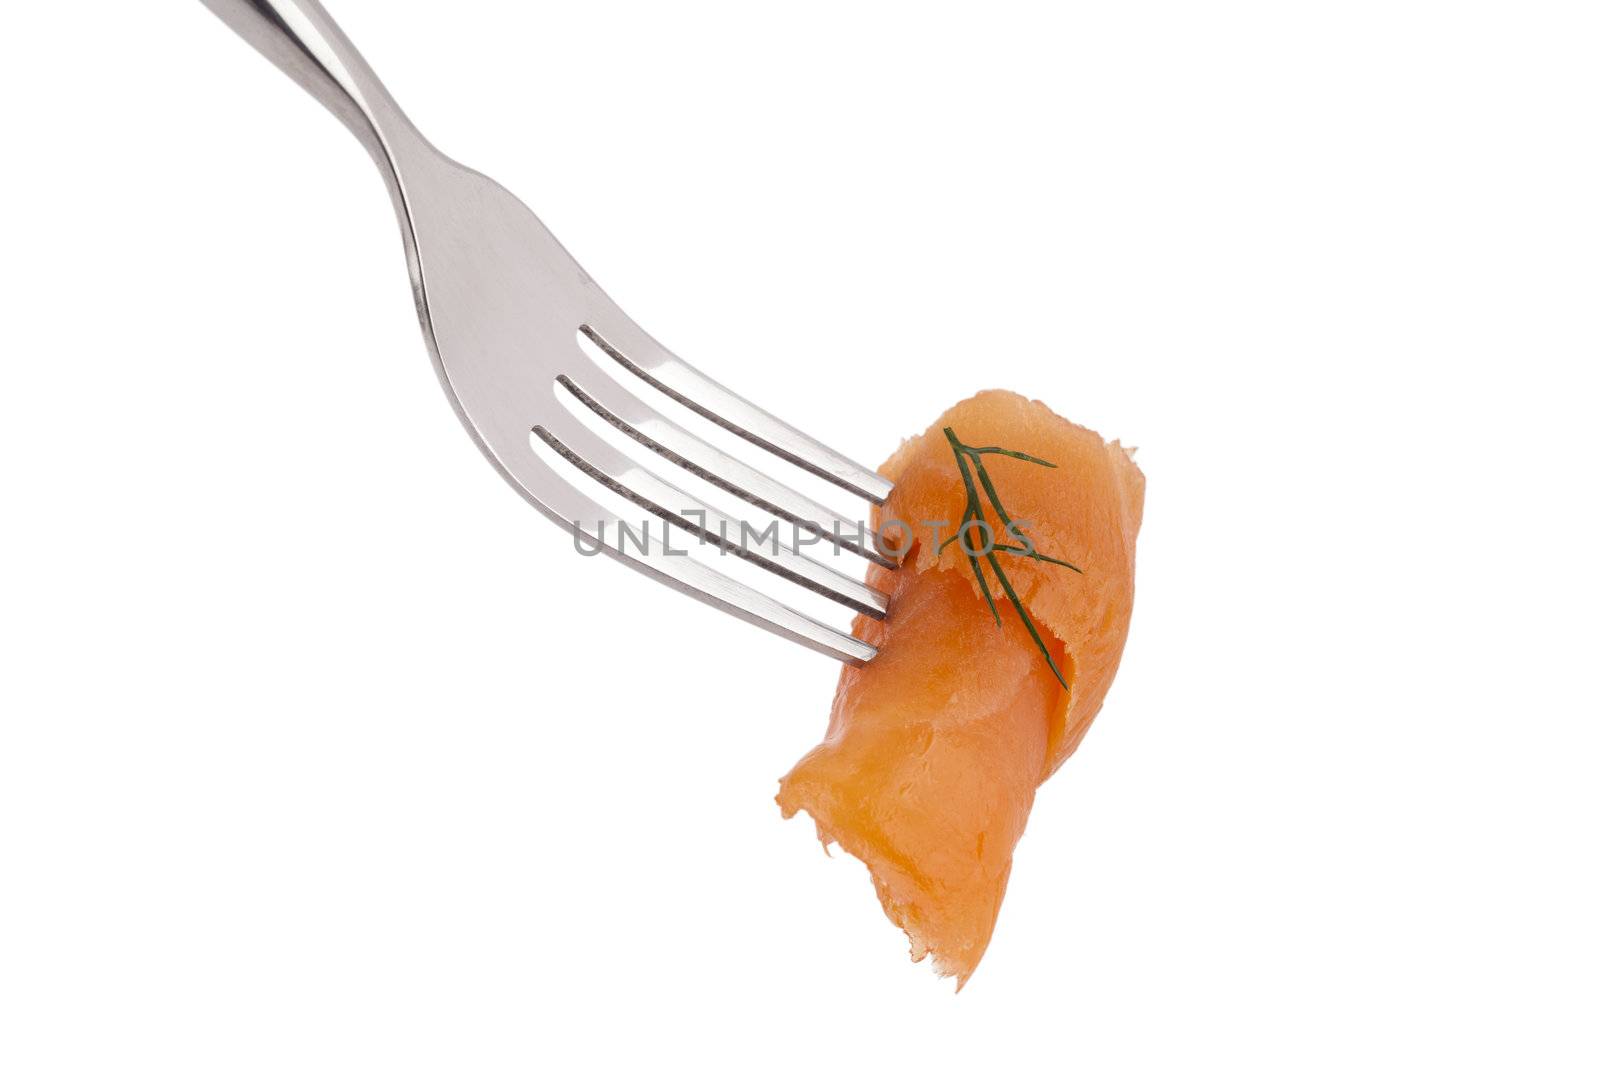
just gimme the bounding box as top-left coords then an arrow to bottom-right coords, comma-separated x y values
777,389 -> 1144,986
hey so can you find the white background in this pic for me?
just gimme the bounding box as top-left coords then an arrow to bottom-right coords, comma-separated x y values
2,1 -> 1596,1063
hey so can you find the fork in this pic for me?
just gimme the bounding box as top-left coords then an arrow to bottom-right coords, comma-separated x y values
201,1 -> 894,663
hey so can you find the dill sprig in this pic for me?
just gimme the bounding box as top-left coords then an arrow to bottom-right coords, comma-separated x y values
938,427 -> 1080,692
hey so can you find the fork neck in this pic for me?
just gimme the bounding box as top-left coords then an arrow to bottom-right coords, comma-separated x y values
200,0 -> 430,200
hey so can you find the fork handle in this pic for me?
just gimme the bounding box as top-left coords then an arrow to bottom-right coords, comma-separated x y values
199,0 -> 423,175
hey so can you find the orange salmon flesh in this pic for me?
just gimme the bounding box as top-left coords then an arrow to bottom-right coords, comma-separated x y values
777,390 -> 1144,986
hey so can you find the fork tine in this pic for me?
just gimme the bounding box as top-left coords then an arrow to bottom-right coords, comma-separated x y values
533,409 -> 889,619
555,369 -> 898,569
490,432 -> 877,664
578,322 -> 894,505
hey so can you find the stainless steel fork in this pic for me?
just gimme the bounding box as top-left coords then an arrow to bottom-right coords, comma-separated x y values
201,0 -> 893,662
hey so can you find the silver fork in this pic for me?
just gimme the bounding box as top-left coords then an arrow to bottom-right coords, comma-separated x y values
201,1 -> 893,663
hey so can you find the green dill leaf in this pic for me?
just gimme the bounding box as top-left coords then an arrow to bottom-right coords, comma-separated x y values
943,429 -> 1002,626
964,446 -> 1058,467
966,527 -> 1002,627
988,553 -> 1072,692
968,453 -> 1016,529
994,544 -> 1084,573
941,425 -> 1077,688
937,499 -> 980,557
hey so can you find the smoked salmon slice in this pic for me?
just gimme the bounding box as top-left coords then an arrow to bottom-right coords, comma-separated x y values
777,390 -> 1144,986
